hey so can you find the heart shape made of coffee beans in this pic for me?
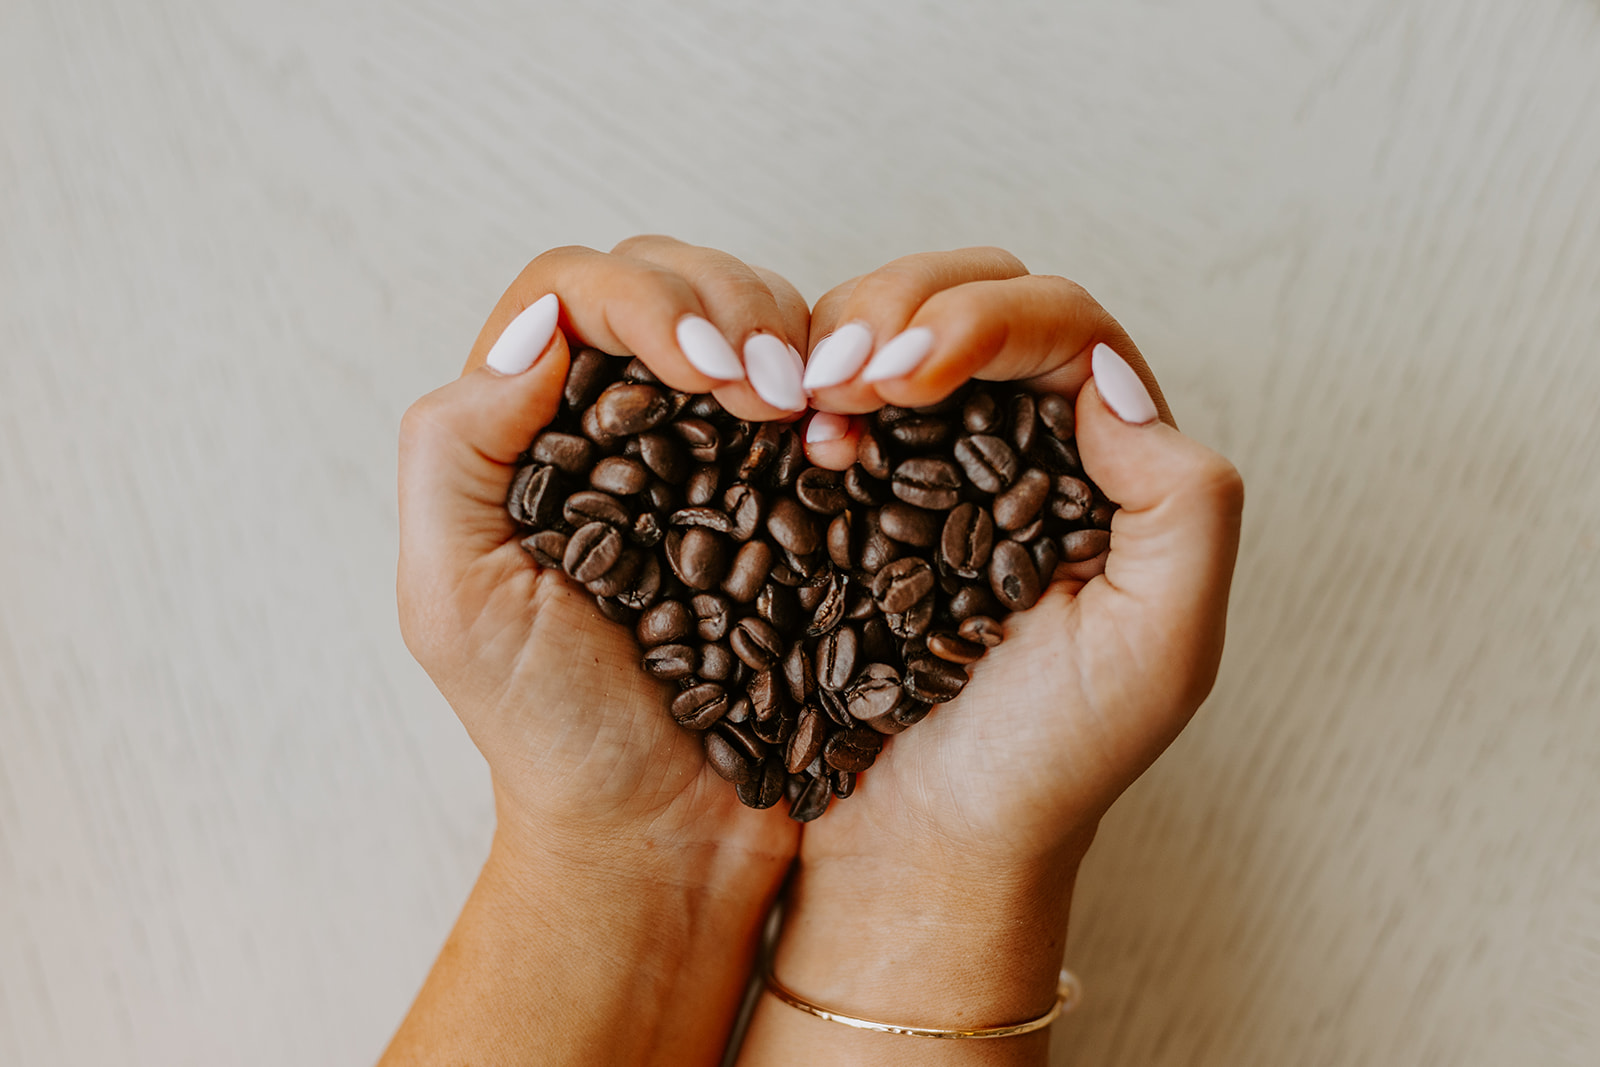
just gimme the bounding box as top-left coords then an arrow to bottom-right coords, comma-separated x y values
506,345 -> 1116,822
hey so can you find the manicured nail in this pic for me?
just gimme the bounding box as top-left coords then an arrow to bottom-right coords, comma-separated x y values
1091,343 -> 1158,425
676,315 -> 745,380
805,411 -> 850,444
744,333 -> 806,411
485,293 -> 560,375
861,326 -> 935,383
802,321 -> 873,390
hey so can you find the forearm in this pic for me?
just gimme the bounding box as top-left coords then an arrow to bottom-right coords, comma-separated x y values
737,845 -> 1083,1066
380,827 -> 789,1067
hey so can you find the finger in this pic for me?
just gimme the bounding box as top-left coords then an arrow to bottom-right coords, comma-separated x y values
802,248 -> 1028,412
614,235 -> 806,418
858,274 -> 1173,420
1074,344 -> 1245,713
403,299 -> 570,602
800,412 -> 864,471
465,246 -> 745,395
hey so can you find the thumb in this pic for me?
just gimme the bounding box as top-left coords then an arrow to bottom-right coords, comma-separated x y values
398,294 -> 570,602
1074,343 -> 1245,711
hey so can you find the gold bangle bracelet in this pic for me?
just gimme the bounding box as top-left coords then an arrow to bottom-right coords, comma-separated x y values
763,961 -> 1081,1040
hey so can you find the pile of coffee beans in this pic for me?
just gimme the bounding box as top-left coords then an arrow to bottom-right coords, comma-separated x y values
507,346 -> 1116,822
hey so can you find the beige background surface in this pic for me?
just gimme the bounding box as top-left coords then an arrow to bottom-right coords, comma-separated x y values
3,1 -> 1598,1064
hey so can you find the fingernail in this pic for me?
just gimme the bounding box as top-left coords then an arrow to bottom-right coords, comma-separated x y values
1091,343 -> 1158,425
861,327 -> 935,383
805,411 -> 850,444
485,293 -> 560,375
802,321 -> 873,391
676,315 -> 745,380
744,333 -> 806,411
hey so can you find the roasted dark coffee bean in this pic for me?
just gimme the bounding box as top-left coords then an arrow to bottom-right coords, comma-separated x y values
564,490 -> 630,529
1032,433 -> 1080,474
844,664 -> 902,720
636,432 -> 687,483
788,774 -> 832,822
860,617 -> 896,662
892,457 -> 963,510
795,467 -> 848,515
672,417 -> 721,463
872,557 -> 936,614
735,758 -> 786,808
958,615 -> 1005,647
843,464 -> 887,505
1089,502 -> 1116,529
766,498 -> 819,555
752,706 -> 794,745
580,405 -> 622,449
564,522 -> 623,583
645,480 -> 677,512
748,668 -> 783,720
621,357 -> 659,384
806,574 -> 849,636
722,484 -> 764,542
643,643 -> 698,680
506,464 -> 538,524
595,596 -> 637,626
887,416 -> 951,449
856,430 -> 892,480
595,383 -> 671,435
673,527 -> 727,590
739,421 -> 782,479
878,502 -> 940,547
947,582 -> 1001,621
756,582 -> 802,632
691,593 -> 733,642
719,718 -> 767,760
783,547 -> 825,581
615,553 -> 663,609
831,770 -> 857,799
731,617 -> 785,669
992,468 -> 1051,530
564,347 -> 611,410
824,728 -> 883,772
988,539 -> 1041,610
782,643 -> 814,703
585,548 -> 644,597
785,707 -> 826,773
927,632 -> 987,665
590,455 -> 651,496
724,695 -> 752,724
815,626 -> 859,691
521,529 -> 569,569
685,463 -> 721,506
796,574 -> 829,612
1050,475 -> 1093,521
891,697 -> 932,728
963,390 -> 1001,433
532,432 -> 596,475
1037,391 -> 1075,439
845,586 -> 877,620
704,730 -> 756,784
722,540 -> 773,602
818,687 -> 853,727
637,600 -> 693,647
1010,393 -> 1038,454
1062,528 -> 1112,562
858,511 -> 901,573
905,657 -> 970,702
953,434 -> 1019,494
885,596 -> 934,638
698,641 -> 735,682
940,502 -> 995,579
672,684 -> 728,730
1032,537 -> 1061,586
770,430 -> 805,488
825,512 -> 854,570
670,506 -> 734,534
1009,514 -> 1046,544
631,511 -> 664,547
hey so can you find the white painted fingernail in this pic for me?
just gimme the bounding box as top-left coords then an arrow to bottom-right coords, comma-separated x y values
861,327 -> 935,383
676,315 -> 745,380
805,411 -> 850,444
1091,343 -> 1158,425
744,333 -> 806,411
485,293 -> 560,375
802,321 -> 874,390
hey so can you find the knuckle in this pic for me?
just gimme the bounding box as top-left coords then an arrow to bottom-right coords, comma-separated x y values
1189,453 -> 1246,515
610,233 -> 682,257
847,266 -> 929,315
398,388 -> 452,454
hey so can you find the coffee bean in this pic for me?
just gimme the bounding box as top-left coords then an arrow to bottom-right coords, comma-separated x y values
886,416 -> 951,450
740,422 -> 781,479
958,615 -> 1004,648
731,617 -> 784,669
564,522 -> 623,583
770,430 -> 806,488
672,684 -> 728,730
735,757 -> 786,808
905,657 -> 970,702
1062,528 -> 1111,562
857,430 -> 892,480
878,502 -> 940,546
963,391 -> 1001,433
823,728 -> 883,772
786,707 -> 826,773
595,383 -> 671,435
826,512 -> 854,570
622,357 -> 660,384
564,490 -> 630,529
752,705 -> 794,745
673,527 -> 727,590
806,573 -> 849,636
857,510 -> 901,573
670,506 -> 734,534
720,484 -> 764,542
584,547 -> 644,597
815,625 -> 859,691
988,539 -> 1041,610
506,463 -> 537,524
643,643 -> 697,680
614,553 -> 663,609
891,698 -> 932,728
788,773 -> 832,821
520,529 -> 569,569
844,664 -> 902,720
843,464 -> 888,505
872,557 -> 936,614
532,432 -> 596,475
564,347 -> 611,410
831,770 -> 857,799
818,687 -> 853,727
637,600 -> 692,647
630,510 -> 664,547
698,641 -> 736,682
781,643 -> 814,703
1010,393 -> 1038,454
1089,502 -> 1116,529
764,497 -> 818,555
992,468 -> 1051,530
721,540 -> 773,602
892,457 -> 963,510
685,463 -> 721,506
953,435 -> 1019,494
1050,475 -> 1093,521
636,432 -> 687,483
756,582 -> 802,632
1009,514 -> 1046,544
927,632 -> 986,664
1031,434 -> 1080,475
1035,392 -> 1074,439
795,467 -> 848,515
691,593 -> 733,642
590,456 -> 652,496
940,502 -> 995,579
672,417 -> 721,463
947,582 -> 1001,621
719,719 -> 767,761
705,730 -> 756,784
1032,536 -> 1061,587
884,596 -> 933,638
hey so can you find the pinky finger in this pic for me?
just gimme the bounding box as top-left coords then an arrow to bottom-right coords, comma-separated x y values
801,411 -> 863,471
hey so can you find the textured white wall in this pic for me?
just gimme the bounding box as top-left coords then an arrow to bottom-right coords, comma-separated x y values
3,1 -> 1597,1064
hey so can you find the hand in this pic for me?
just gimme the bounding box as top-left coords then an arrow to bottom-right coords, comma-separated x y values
738,249 -> 1244,1064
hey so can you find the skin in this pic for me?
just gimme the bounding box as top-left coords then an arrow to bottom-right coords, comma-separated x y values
382,240 -> 1244,1066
